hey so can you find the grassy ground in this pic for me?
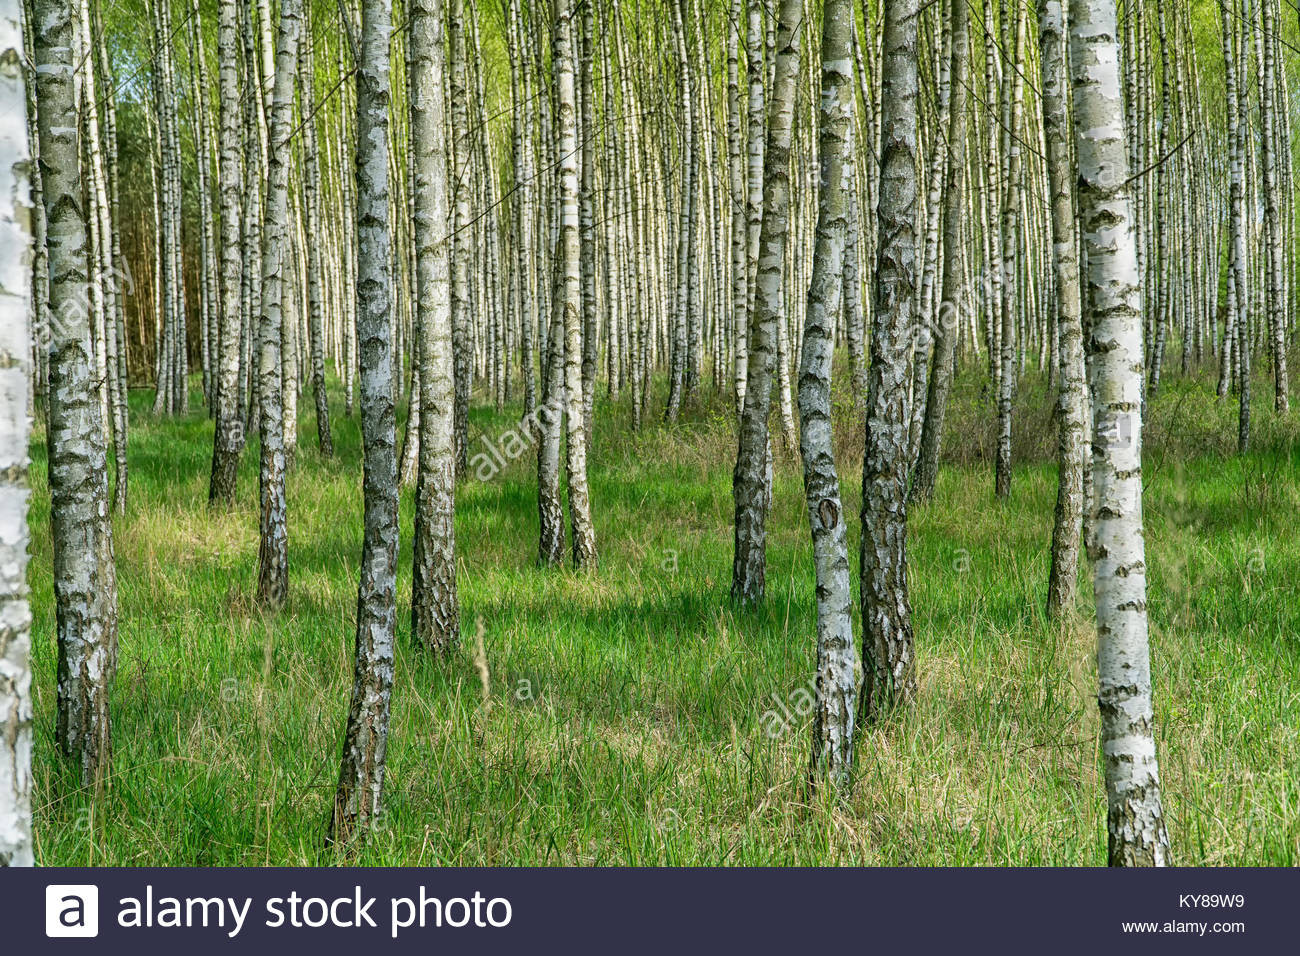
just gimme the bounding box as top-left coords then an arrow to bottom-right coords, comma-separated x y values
27,364 -> 1300,865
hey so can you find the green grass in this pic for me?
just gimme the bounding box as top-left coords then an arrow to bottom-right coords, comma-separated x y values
26,363 -> 1300,865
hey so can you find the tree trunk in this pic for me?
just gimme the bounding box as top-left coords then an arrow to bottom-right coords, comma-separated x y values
332,0 -> 399,848
35,0 -> 119,787
560,0 -> 596,568
449,0 -> 471,476
209,0 -> 246,505
731,0 -> 802,604
1070,0 -> 1171,867
727,0 -> 747,412
410,0 -> 460,654
1258,0 -> 1287,413
801,0 -> 858,787
0,2 -> 33,862
860,0 -> 919,719
254,0 -> 300,608
1042,0 -> 1086,619
994,0 -> 1025,500
910,0 -> 970,504
299,19 -> 334,457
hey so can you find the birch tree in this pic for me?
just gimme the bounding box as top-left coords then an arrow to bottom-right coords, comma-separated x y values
911,0 -> 971,503
0,0 -> 33,862
727,0 -> 747,411
300,17 -> 334,456
860,0 -> 920,717
410,0 -> 459,653
994,0 -> 1025,500
558,0 -> 595,568
731,0 -> 801,603
1070,0 -> 1171,867
1258,0 -> 1287,413
1041,0 -> 1086,618
332,0 -> 400,846
35,0 -> 119,787
800,0 -> 857,786
209,0 -> 245,505
255,0 -> 300,608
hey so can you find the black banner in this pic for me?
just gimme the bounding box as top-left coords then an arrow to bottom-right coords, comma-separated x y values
5,867 -> 1292,953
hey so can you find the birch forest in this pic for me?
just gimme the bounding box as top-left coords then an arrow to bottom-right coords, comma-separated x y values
3,0 -> 1300,867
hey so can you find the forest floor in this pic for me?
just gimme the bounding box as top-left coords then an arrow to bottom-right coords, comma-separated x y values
27,362 -> 1300,865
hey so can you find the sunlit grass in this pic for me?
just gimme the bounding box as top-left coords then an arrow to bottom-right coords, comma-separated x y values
26,364 -> 1300,865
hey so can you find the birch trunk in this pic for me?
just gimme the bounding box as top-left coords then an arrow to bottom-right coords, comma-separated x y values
1070,0 -> 1171,867
860,0 -> 919,718
731,0 -> 802,603
410,0 -> 459,653
449,0 -> 471,475
560,0 -> 596,567
727,0 -> 747,411
332,0 -> 399,848
994,0 -> 1025,500
209,0 -> 245,505
35,0 -> 119,786
299,19 -> 334,457
577,0 -> 597,440
255,0 -> 299,608
0,1 -> 33,862
1041,0 -> 1086,620
801,0 -> 858,786
1258,0 -> 1287,413
507,0 -> 536,415
911,0 -> 970,504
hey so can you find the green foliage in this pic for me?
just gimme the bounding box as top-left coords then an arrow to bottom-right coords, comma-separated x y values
27,371 -> 1300,864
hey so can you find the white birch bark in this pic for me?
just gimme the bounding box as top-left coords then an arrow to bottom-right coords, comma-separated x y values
332,0 -> 399,848
255,0 -> 299,607
801,0 -> 857,786
1070,0 -> 1171,867
860,0 -> 919,718
35,0 -> 118,786
208,0 -> 245,504
731,0 -> 802,603
1041,0 -> 1086,620
559,0 -> 595,567
410,0 -> 459,653
911,0 -> 970,504
0,0 -> 33,863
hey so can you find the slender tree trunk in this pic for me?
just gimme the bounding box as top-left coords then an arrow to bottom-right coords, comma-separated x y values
728,0 -> 748,412
731,0 -> 802,603
410,0 -> 460,654
578,0 -> 597,441
1222,0 -> 1249,449
1259,0 -> 1287,413
449,0 -> 471,476
35,0 -> 119,786
1071,0 -> 1171,867
210,0 -> 246,505
911,0 -> 970,504
801,0 -> 858,787
88,0 -> 127,514
561,0 -> 596,568
994,0 -> 1025,500
536,2 -> 568,567
0,2 -> 34,862
860,0 -> 920,719
332,0 -> 399,848
1042,0 -> 1087,619
665,0 -> 693,423
299,18 -> 334,457
507,0 -> 537,415
1148,2 -> 1172,394
254,0 -> 299,608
